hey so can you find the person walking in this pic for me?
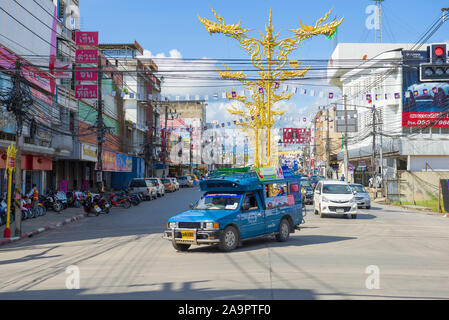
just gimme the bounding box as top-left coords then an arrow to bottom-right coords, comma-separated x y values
340,174 -> 345,182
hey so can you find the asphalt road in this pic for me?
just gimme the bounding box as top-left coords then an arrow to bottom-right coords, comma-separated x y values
0,186 -> 448,300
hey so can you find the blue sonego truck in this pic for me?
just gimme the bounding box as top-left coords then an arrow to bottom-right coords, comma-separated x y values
163,168 -> 304,252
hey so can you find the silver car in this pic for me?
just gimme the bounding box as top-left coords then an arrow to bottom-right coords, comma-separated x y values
147,178 -> 165,197
128,178 -> 157,200
349,184 -> 371,209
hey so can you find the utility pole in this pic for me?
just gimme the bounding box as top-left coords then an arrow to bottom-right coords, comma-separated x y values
163,103 -> 168,178
343,94 -> 349,183
96,55 -> 104,193
13,61 -> 24,237
189,125 -> 193,174
371,104 -> 377,195
326,107 -> 330,178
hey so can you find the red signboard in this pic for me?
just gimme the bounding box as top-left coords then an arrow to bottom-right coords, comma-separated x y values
6,157 -> 15,169
75,85 -> 98,99
282,128 -> 311,144
76,31 -> 99,46
0,47 -> 53,94
75,49 -> 98,64
75,67 -> 98,81
402,112 -> 449,127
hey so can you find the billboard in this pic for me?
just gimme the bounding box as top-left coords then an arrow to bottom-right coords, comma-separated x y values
282,128 -> 311,144
402,50 -> 449,127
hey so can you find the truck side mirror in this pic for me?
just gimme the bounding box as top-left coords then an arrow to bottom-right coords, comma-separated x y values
189,203 -> 194,209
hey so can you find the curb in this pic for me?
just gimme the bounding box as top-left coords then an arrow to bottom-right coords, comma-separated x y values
0,213 -> 88,247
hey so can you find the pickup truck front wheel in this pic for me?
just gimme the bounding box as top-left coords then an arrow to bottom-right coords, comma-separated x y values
219,226 -> 239,252
172,242 -> 191,252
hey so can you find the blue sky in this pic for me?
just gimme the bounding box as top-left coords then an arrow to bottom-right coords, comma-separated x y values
80,0 -> 449,125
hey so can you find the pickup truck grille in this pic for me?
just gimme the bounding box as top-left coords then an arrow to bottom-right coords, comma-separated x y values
178,222 -> 201,229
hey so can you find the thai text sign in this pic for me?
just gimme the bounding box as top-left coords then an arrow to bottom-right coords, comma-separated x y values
76,31 -> 99,46
75,67 -> 98,81
75,49 -> 98,64
75,85 -> 98,99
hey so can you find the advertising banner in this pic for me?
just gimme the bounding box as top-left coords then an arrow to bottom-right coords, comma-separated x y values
283,128 -> 311,144
255,167 -> 284,181
403,50 -> 449,127
0,47 -> 53,94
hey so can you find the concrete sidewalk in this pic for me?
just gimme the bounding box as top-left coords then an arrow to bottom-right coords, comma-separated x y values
373,197 -> 449,217
0,207 -> 89,246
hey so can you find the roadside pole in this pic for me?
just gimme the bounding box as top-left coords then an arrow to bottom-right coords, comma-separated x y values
13,61 -> 24,237
96,55 -> 104,193
343,94 -> 349,183
371,104 -> 377,197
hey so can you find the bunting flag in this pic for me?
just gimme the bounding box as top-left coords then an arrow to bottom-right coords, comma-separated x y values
310,90 -> 315,97
301,88 -> 307,95
319,91 -> 324,98
120,92 -> 125,98
222,92 -> 227,99
186,94 -> 190,100
422,89 -> 428,95
295,87 -> 298,94
232,91 -> 237,98
405,91 -> 411,98
394,93 -> 400,99
213,93 -> 219,99
129,93 -> 134,99
432,87 -> 438,94
111,91 -> 116,97
413,90 -> 419,97
259,88 -> 264,94
329,92 -> 334,99
275,82 -> 280,89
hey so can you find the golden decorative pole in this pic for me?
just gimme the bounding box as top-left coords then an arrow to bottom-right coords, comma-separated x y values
3,142 -> 17,238
199,8 -> 342,167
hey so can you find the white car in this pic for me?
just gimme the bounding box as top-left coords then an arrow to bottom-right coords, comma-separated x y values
313,180 -> 358,219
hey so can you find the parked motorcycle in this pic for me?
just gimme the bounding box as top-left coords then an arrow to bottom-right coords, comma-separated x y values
109,191 -> 132,209
67,191 -> 85,208
40,191 -> 63,213
83,192 -> 110,215
21,195 -> 35,219
56,191 -> 68,210
0,197 -> 14,226
122,188 -> 141,206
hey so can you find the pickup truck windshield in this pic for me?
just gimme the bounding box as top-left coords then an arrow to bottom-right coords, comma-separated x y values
193,193 -> 242,210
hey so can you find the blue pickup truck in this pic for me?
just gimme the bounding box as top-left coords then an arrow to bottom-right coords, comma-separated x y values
163,168 -> 304,252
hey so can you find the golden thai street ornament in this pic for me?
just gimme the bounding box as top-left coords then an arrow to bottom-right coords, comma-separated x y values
199,8 -> 343,167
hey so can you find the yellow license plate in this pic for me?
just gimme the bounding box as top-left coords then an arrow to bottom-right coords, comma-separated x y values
181,231 -> 195,239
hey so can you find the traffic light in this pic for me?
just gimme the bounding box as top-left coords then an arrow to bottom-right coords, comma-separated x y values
420,44 -> 449,82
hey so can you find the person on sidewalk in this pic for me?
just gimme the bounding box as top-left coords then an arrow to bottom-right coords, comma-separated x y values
27,184 -> 39,212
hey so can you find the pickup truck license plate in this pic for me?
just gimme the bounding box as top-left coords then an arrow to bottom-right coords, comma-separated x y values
181,231 -> 194,239
336,208 -> 344,213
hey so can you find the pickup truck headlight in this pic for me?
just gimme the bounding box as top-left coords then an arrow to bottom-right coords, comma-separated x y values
204,222 -> 219,229
167,222 -> 178,229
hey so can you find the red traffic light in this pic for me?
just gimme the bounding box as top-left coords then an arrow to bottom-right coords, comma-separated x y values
435,46 -> 445,57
